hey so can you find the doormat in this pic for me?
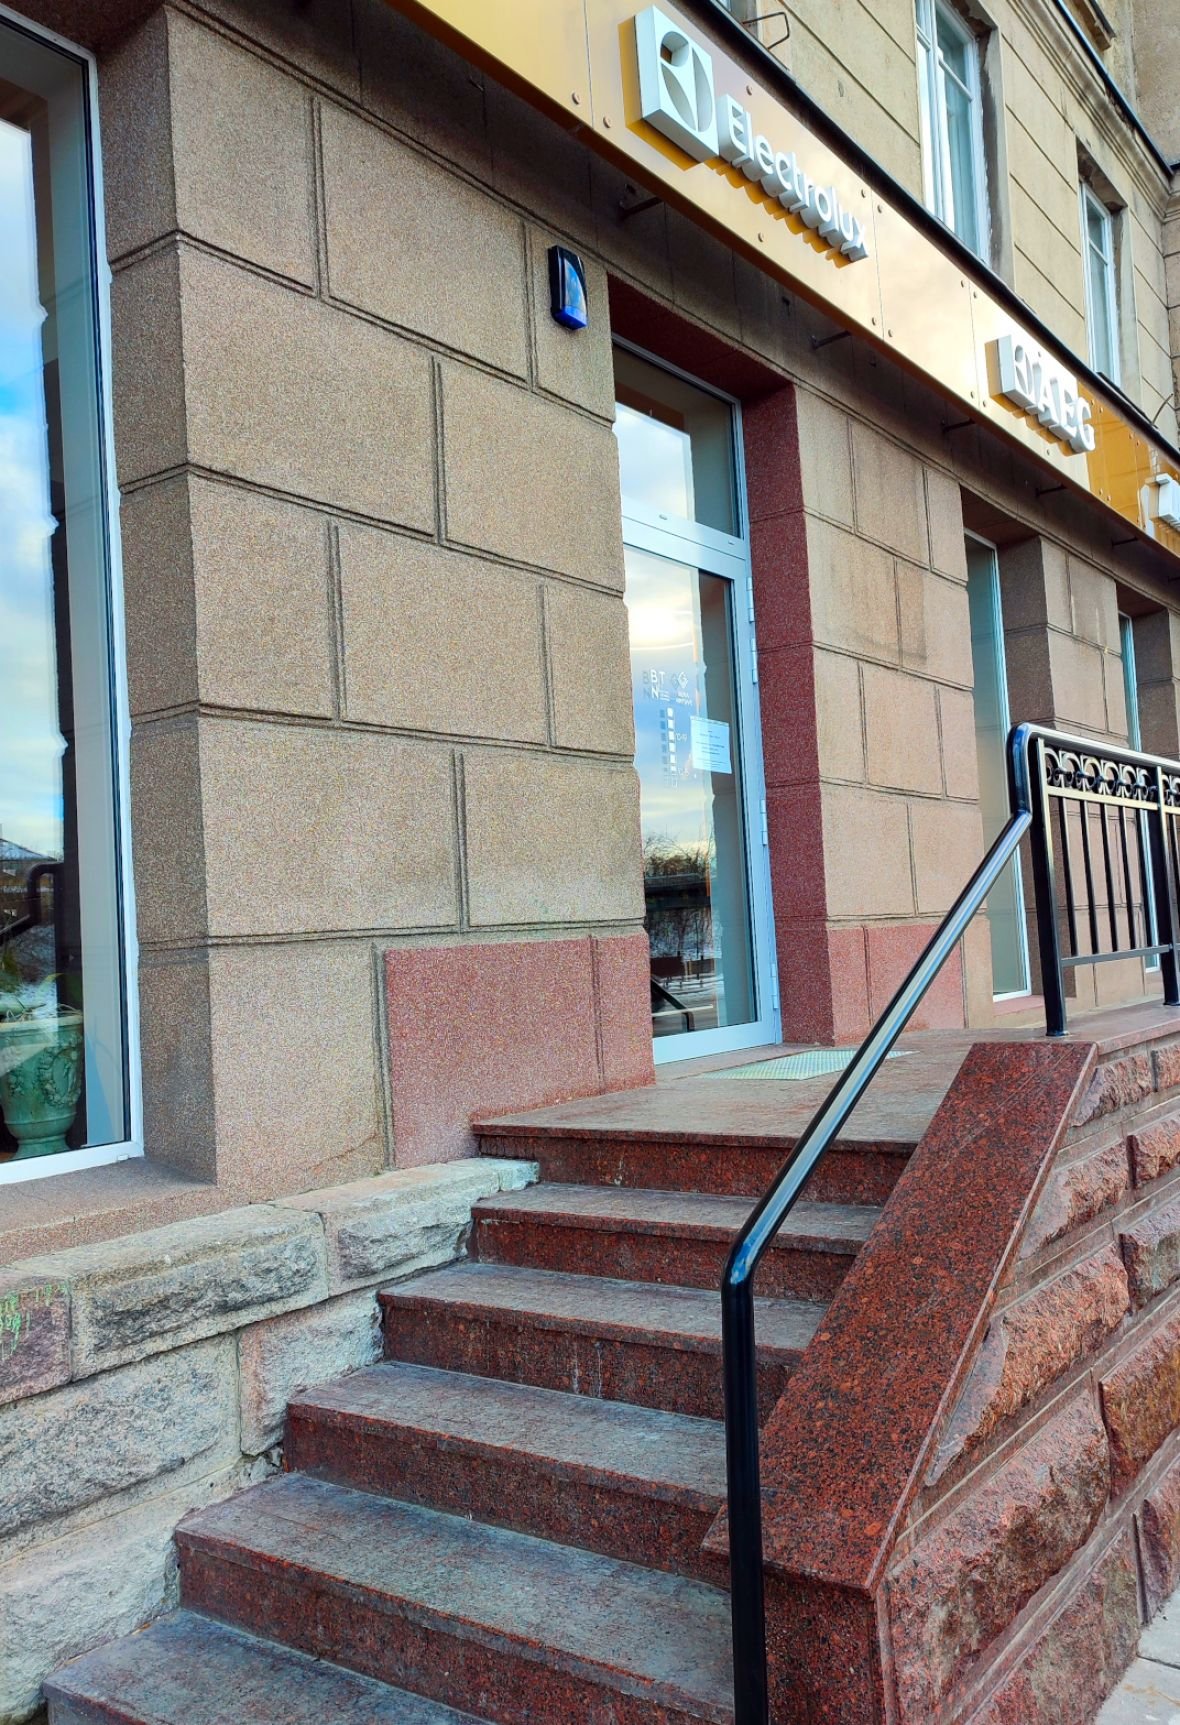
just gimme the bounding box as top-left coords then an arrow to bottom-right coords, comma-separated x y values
704,1049 -> 911,1082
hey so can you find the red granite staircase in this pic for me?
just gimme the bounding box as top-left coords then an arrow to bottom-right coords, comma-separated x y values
44,1098 -> 921,1725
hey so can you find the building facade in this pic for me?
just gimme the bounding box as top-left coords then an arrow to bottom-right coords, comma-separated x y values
3,0 -> 1180,1717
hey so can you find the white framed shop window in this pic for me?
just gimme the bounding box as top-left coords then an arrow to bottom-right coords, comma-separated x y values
0,4 -> 141,1184
1080,180 -> 1121,387
916,0 -> 991,261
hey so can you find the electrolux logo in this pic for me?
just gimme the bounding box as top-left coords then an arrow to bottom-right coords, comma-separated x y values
634,5 -> 869,262
989,334 -> 1095,455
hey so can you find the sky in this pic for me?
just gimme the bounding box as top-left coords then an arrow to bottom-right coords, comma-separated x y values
0,115 -> 63,861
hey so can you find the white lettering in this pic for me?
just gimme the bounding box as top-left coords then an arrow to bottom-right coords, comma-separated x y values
634,13 -> 870,264
992,334 -> 1095,454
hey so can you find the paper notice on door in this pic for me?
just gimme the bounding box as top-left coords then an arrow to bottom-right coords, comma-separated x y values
690,715 -> 732,774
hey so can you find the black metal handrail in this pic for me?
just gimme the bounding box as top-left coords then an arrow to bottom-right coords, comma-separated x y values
720,722 -> 1180,1723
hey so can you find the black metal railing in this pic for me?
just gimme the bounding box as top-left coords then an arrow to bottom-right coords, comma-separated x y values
720,722 -> 1180,1724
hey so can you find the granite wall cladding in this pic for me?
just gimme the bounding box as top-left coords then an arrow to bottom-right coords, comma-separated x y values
737,1026 -> 1180,1725
0,1158 -> 534,1725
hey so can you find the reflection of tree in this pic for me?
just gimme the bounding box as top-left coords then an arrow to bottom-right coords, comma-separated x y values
643,834 -> 715,976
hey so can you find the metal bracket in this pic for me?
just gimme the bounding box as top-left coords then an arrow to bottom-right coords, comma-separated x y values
810,330 -> 851,351
743,8 -> 790,51
618,190 -> 662,222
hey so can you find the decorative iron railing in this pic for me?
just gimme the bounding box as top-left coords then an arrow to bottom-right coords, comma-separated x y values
720,723 -> 1180,1724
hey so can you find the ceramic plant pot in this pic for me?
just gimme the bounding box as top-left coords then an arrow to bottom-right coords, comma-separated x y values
0,1011 -> 83,1158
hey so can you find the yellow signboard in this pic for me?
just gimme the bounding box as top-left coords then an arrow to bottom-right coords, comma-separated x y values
389,0 -> 1180,563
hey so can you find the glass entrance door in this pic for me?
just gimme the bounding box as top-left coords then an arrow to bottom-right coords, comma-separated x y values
965,535 -> 1030,998
614,347 -> 778,1059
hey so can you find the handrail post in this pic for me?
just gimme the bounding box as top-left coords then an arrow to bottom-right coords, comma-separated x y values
721,1266 -> 769,1725
1150,767 -> 1180,1009
1026,735 -> 1067,1035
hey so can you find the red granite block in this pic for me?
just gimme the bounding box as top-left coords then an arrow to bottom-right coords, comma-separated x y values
742,385 -> 804,523
1154,1041 -> 1180,1094
774,920 -> 836,1045
44,1610 -> 484,1725
1122,1195 -> 1180,1306
887,1393 -> 1110,1720
177,1473 -> 735,1725
475,1127 -> 914,1206
379,1262 -> 817,1421
767,785 -> 827,925
966,1529 -> 1139,1725
1075,1054 -> 1154,1126
701,1039 -> 1095,1725
385,938 -> 625,1167
1101,1309 -> 1180,1493
471,1185 -> 875,1302
748,510 -> 811,650
1021,1137 -> 1129,1258
930,1246 -> 1129,1483
1141,1452 -> 1180,1616
593,933 -> 655,1092
827,924 -> 871,1044
286,1361 -> 727,1582
0,1272 -> 70,1407
1129,1107 -> 1180,1185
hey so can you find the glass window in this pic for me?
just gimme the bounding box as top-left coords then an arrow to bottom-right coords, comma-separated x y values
0,19 -> 129,1168
966,538 -> 1029,997
916,0 -> 989,259
1120,612 -> 1159,971
1081,182 -> 1120,385
613,348 -> 739,537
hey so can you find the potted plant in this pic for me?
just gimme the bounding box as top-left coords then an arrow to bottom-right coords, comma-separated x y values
0,949 -> 83,1159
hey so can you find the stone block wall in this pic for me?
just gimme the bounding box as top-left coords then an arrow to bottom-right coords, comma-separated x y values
97,0 -> 648,1193
744,385 -> 986,1043
743,1024 -> 1180,1725
0,1157 -> 534,1725
753,0 -> 1177,443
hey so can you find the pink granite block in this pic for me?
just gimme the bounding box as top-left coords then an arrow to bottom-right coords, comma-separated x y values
592,932 -> 655,1092
866,921 -> 964,1030
386,939 -> 605,1167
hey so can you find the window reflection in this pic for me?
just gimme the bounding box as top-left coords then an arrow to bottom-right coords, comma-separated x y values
613,348 -> 738,535
0,28 -> 128,1162
627,547 -> 756,1036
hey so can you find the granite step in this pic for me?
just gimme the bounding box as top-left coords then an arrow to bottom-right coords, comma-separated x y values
45,1610 -> 489,1725
177,1472 -> 736,1725
379,1261 -> 823,1420
286,1360 -> 728,1581
472,1183 -> 880,1301
476,1123 -> 914,1206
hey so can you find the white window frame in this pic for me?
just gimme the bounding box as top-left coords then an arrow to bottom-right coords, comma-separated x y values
0,3 -> 142,1185
1080,180 -> 1121,387
614,340 -> 781,1066
916,0 -> 990,261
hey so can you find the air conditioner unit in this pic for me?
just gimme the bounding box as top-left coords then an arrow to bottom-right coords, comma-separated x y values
1156,474 -> 1180,530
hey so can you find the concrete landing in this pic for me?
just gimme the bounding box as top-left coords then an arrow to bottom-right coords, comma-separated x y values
1099,1592 -> 1180,1723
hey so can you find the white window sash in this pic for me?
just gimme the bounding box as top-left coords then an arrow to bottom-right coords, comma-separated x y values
1080,181 -> 1121,386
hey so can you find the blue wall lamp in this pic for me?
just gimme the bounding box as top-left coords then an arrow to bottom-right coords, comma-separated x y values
548,246 -> 589,330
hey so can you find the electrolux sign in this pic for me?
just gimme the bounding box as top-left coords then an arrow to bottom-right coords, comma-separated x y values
634,6 -> 869,262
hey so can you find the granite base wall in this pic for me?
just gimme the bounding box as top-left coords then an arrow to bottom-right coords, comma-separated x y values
737,1023 -> 1180,1725
0,1156 -> 535,1725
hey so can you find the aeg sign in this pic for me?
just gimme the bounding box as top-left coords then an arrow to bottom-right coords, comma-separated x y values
634,6 -> 870,262
989,333 -> 1096,455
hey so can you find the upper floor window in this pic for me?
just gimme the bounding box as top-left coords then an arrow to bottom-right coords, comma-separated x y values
916,0 -> 990,260
1080,180 -> 1120,385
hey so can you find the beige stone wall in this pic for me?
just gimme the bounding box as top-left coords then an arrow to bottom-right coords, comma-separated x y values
86,0 -> 1180,1110
100,1 -> 642,1194
748,0 -> 1177,439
